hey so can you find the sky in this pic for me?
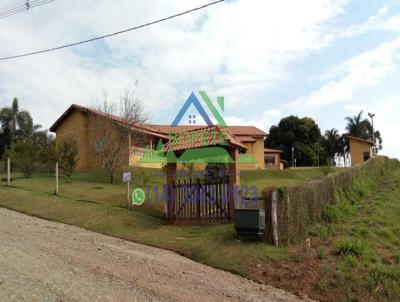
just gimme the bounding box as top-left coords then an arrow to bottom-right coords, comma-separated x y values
0,0 -> 399,158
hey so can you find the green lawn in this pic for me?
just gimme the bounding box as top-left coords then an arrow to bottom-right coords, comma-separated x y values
2,163 -> 398,302
2,166 -> 343,208
0,166 -> 339,277
1,164 -> 398,301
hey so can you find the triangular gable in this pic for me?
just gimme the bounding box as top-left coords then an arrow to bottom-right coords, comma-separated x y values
171,92 -> 213,127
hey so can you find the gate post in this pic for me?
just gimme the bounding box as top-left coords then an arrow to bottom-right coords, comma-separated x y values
166,162 -> 177,222
195,178 -> 202,223
228,148 -> 240,222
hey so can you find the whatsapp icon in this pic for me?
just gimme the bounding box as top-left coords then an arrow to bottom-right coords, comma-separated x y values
132,188 -> 146,206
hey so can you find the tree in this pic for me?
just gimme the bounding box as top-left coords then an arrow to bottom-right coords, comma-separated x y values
336,134 -> 347,167
7,138 -> 39,177
0,98 -> 36,158
57,137 -> 78,179
88,90 -> 147,184
36,131 -> 56,174
344,110 -> 383,151
265,115 -> 323,166
323,128 -> 340,165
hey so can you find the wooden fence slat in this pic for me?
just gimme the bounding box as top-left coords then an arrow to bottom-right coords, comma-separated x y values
171,177 -> 229,224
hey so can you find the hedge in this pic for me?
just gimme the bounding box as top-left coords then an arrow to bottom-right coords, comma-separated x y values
262,156 -> 400,246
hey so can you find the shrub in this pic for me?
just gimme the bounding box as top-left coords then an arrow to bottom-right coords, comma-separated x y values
38,136 -> 56,174
322,198 -> 355,223
309,224 -> 329,240
322,205 -> 341,223
352,225 -> 370,238
57,137 -> 78,179
7,140 -> 39,177
316,247 -> 325,260
335,238 -> 366,257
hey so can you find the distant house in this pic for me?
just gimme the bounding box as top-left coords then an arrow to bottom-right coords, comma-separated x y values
264,148 -> 284,170
50,104 -> 273,171
348,136 -> 373,166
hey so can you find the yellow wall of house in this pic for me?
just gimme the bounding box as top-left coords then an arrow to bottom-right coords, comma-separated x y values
129,155 -> 164,169
349,139 -> 372,166
55,110 -> 91,171
129,137 -> 267,172
56,111 -> 130,172
239,138 -> 265,170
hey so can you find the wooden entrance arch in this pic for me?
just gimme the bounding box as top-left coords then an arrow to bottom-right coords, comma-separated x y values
163,126 -> 247,224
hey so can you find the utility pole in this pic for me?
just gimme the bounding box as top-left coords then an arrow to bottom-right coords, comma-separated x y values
7,158 -> 10,186
55,162 -> 59,195
368,112 -> 376,155
292,147 -> 294,167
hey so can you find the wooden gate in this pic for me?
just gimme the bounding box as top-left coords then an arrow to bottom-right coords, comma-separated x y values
171,178 -> 232,224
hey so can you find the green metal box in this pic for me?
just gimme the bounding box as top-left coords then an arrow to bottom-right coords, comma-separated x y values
234,208 -> 265,237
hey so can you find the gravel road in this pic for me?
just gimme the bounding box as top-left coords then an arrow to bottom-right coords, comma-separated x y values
0,207 -> 304,302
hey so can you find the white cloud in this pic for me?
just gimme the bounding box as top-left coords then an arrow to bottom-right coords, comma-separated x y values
1,0 -> 400,159
341,4 -> 400,37
225,109 -> 282,133
0,0 -> 350,128
285,37 -> 400,114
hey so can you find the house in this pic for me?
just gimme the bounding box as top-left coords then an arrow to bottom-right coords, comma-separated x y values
49,104 -> 169,171
50,104 -> 270,171
264,148 -> 283,170
348,136 -> 373,166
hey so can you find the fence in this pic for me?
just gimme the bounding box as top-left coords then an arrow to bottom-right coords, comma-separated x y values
171,178 -> 231,224
262,156 -> 400,246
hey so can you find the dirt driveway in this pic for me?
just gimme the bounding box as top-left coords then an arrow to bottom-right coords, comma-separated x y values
0,208 -> 304,302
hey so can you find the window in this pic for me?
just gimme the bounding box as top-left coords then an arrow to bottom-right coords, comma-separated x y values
363,151 -> 370,162
265,155 -> 276,165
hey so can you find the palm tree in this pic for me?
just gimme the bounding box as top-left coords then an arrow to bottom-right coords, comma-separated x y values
324,128 -> 340,165
344,111 -> 370,139
344,110 -> 383,152
0,98 -> 35,154
337,134 -> 349,167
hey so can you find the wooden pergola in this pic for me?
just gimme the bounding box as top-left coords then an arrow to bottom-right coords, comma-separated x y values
163,126 -> 247,224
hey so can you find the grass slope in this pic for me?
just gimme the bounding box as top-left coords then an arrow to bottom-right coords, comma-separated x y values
260,164 -> 400,302
0,165 -> 362,294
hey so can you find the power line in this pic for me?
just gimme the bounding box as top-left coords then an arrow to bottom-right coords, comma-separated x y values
0,0 -> 224,62
0,0 -> 54,19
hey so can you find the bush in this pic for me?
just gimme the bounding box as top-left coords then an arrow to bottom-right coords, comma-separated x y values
309,224 -> 329,240
335,238 -> 366,257
205,163 -> 228,182
322,197 -> 356,223
57,137 -> 78,179
38,136 -> 56,174
7,140 -> 39,177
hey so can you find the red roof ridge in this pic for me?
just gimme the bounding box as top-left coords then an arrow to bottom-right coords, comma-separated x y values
347,135 -> 374,145
264,148 -> 283,153
50,104 -> 167,138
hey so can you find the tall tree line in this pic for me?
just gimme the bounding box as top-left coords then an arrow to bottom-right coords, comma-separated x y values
265,111 -> 382,167
0,98 -> 56,176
